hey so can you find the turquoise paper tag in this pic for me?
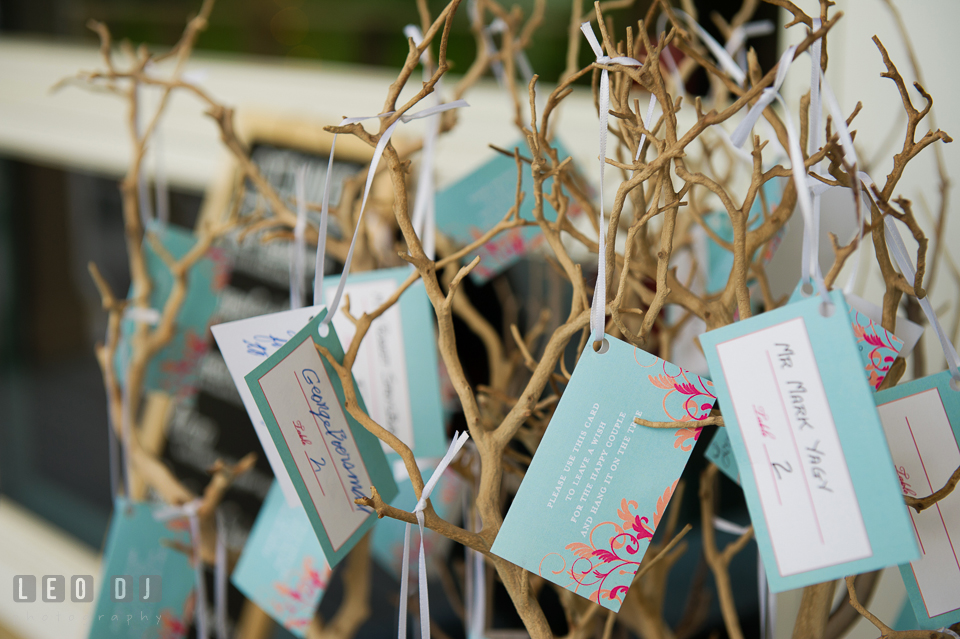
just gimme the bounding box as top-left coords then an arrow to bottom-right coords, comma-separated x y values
699,291 -> 919,591
320,267 -> 447,460
370,461 -> 464,580
874,368 -> 960,629
435,140 -> 584,283
88,498 -> 197,638
232,482 -> 331,636
115,223 -> 229,396
245,309 -> 398,567
707,284 -> 908,482
490,335 -> 716,610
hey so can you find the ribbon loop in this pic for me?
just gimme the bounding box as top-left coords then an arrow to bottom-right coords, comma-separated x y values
290,165 -> 308,310
729,45 -> 797,149
399,432 -> 471,639
315,100 -> 468,329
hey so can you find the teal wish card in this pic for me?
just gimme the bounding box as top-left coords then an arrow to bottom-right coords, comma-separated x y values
370,461 -> 463,580
490,335 -> 716,610
874,368 -> 960,629
245,309 -> 398,567
704,429 -> 741,484
699,291 -> 919,592
88,498 -> 197,638
232,482 -> 331,636
115,222 -> 230,396
435,140 -> 585,283
320,267 -> 447,460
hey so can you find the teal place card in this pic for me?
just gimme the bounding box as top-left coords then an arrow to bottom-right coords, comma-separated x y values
88,498 -> 197,638
490,335 -> 716,610
706,284 -> 907,482
703,178 -> 785,295
874,368 -> 960,629
370,461 -> 464,580
115,222 -> 230,396
320,267 -> 448,460
699,290 -> 919,592
232,482 -> 331,636
245,309 -> 398,567
435,140 -> 585,283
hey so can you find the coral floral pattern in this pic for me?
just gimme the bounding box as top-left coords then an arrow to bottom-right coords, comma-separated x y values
541,483 -> 679,607
850,309 -> 903,390
155,592 -> 195,639
271,557 -> 331,631
638,349 -> 716,451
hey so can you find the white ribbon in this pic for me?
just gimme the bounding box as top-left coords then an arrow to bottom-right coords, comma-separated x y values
726,20 -> 775,72
290,165 -> 308,310
404,25 -> 440,261
463,451 -> 485,639
123,306 -> 161,325
398,431 -> 470,639
712,516 -> 750,536
729,45 -> 797,149
802,20 -> 825,294
581,22 -> 643,346
315,100 -> 469,333
937,628 -> 960,639
154,499 -> 208,639
215,510 -> 228,639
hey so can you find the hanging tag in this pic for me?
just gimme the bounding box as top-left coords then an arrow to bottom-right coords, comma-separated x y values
702,178 -> 786,295
211,306 -> 320,507
874,367 -> 960,629
845,292 -> 925,359
115,222 -> 231,396
244,308 -> 398,566
88,499 -> 198,638
370,460 -> 464,580
435,139 -> 586,283
231,482 -> 331,636
490,335 -> 716,610
320,267 -> 447,459
699,291 -> 919,591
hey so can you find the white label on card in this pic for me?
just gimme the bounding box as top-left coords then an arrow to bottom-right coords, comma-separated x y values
878,388 -> 960,618
255,338 -> 374,551
212,306 -> 318,507
716,317 -> 872,576
324,278 -> 414,454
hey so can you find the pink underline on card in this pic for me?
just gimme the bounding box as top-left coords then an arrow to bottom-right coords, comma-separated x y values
762,443 -> 782,505
304,451 -> 326,496
905,416 -> 960,574
766,349 -> 825,545
296,371 -> 354,512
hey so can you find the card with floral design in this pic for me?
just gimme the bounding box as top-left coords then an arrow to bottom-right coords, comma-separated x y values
490,335 -> 716,611
115,221 -> 230,397
874,367 -> 960,630
700,290 -> 918,592
232,482 -> 331,637
88,498 -> 197,639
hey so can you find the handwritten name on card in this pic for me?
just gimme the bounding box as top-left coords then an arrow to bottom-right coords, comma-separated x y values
875,374 -> 960,626
715,317 -> 871,576
256,338 -> 373,552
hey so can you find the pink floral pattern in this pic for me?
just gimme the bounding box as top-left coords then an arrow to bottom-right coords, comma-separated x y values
850,310 -> 903,390
541,483 -> 678,608
271,557 -> 331,631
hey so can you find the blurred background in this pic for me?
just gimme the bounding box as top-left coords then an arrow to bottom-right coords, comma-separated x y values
0,0 -> 957,638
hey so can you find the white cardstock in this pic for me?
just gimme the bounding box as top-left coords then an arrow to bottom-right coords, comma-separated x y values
878,388 -> 960,618
715,317 -> 872,577
255,337 -> 374,552
324,278 -> 414,454
211,306 -> 318,506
